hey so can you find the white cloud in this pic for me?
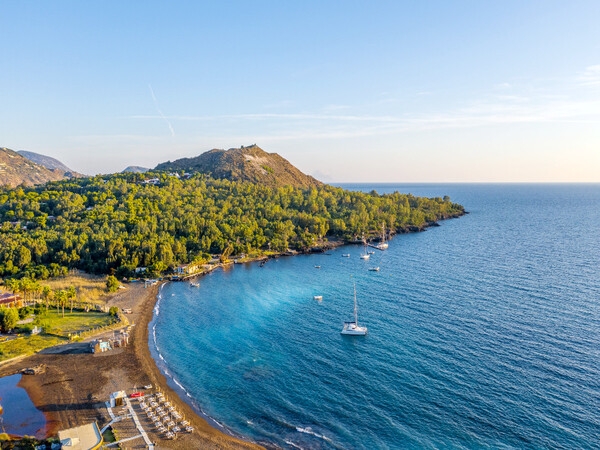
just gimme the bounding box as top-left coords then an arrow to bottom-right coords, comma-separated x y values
124,66 -> 600,143
578,64 -> 600,86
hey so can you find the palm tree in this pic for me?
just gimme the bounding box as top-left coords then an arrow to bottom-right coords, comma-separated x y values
42,286 -> 53,313
4,278 -> 19,296
32,281 -> 42,306
55,290 -> 67,317
67,286 -> 76,313
19,278 -> 34,305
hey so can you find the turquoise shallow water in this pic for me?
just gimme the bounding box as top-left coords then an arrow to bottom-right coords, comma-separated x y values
150,184 -> 600,449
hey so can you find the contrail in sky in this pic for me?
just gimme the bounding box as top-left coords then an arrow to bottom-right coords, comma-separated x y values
148,84 -> 175,136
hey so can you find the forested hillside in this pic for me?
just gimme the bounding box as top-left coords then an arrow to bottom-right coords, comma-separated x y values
0,172 -> 464,280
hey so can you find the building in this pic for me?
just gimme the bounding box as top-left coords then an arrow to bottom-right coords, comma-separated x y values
58,422 -> 103,450
174,263 -> 200,275
0,292 -> 21,307
109,391 -> 127,408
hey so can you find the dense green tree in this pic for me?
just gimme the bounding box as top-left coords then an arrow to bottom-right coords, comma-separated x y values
106,275 -> 120,293
0,307 -> 19,332
0,173 -> 465,279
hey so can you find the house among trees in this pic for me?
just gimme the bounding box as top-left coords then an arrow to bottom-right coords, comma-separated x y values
0,292 -> 22,307
174,263 -> 200,276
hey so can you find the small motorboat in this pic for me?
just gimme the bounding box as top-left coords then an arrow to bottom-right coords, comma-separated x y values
313,295 -> 323,301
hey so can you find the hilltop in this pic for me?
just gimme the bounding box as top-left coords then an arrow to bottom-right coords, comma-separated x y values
122,166 -> 150,173
18,150 -> 81,176
155,145 -> 322,189
0,147 -> 72,188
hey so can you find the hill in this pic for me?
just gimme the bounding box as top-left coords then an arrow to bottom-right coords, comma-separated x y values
0,172 -> 465,278
122,166 -> 150,173
155,145 -> 322,188
18,150 -> 80,175
0,147 -> 71,188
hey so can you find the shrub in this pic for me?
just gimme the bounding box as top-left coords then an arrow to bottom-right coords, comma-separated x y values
106,275 -> 119,293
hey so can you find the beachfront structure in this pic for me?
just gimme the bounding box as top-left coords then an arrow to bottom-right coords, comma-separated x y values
58,422 -> 103,450
174,263 -> 200,275
109,391 -> 127,407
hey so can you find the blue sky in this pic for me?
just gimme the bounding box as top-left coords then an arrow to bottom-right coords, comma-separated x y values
2,1 -> 600,181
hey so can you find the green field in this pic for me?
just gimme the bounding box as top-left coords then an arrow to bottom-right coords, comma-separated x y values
0,334 -> 65,361
0,310 -> 118,362
33,310 -> 117,336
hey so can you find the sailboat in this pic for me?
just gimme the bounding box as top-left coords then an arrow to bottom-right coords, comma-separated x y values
341,283 -> 368,335
374,224 -> 389,250
360,237 -> 370,260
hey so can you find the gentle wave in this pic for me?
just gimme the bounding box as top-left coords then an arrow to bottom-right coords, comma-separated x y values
295,427 -> 332,442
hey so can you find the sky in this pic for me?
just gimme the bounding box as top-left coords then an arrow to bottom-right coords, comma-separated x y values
2,1 -> 600,182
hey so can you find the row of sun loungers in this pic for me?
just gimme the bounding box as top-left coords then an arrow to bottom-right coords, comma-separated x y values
138,392 -> 194,438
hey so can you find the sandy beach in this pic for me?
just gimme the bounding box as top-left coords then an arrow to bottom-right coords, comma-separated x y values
0,281 -> 264,449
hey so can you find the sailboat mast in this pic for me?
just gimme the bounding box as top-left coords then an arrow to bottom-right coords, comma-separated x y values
353,283 -> 358,324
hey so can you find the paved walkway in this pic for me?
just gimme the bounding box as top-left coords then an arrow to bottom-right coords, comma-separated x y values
103,397 -> 154,449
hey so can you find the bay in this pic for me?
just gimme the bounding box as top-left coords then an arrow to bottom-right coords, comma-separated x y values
151,183 -> 600,449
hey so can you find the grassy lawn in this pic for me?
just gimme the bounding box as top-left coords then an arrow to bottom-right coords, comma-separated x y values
34,310 -> 117,335
0,334 -> 65,361
0,310 -> 118,362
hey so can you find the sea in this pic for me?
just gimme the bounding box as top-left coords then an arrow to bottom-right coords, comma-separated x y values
149,183 -> 600,449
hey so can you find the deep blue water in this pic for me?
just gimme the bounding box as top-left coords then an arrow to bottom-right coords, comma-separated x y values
150,184 -> 600,449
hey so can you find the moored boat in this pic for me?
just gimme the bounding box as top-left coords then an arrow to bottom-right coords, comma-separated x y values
341,283 -> 367,335
374,224 -> 389,250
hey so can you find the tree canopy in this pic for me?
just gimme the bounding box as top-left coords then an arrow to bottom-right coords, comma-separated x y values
0,172 -> 464,279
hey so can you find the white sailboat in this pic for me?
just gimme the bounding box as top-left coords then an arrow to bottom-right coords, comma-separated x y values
341,283 -> 368,335
360,238 -> 370,259
374,224 -> 388,250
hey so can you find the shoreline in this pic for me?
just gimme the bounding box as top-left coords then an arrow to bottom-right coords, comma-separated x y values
130,282 -> 264,449
147,282 -> 264,446
0,281 -> 263,449
0,218 -> 466,446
